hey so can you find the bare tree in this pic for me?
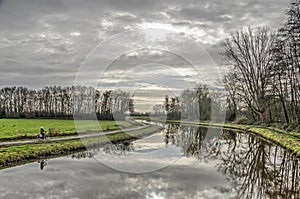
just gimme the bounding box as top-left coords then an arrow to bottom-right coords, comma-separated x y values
222,27 -> 275,122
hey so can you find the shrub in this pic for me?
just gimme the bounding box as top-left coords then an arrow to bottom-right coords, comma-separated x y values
253,121 -> 263,126
48,128 -> 59,136
286,124 -> 297,132
235,117 -> 249,124
273,123 -> 283,129
281,123 -> 289,130
294,125 -> 300,133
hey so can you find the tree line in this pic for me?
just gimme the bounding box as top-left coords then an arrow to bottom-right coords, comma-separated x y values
223,0 -> 300,125
0,86 -> 134,120
152,85 -> 219,121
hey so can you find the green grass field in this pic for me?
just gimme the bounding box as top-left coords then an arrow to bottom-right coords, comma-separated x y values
0,119 -> 134,140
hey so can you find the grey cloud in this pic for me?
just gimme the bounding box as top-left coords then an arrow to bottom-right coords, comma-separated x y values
0,0 -> 290,90
100,0 -> 170,13
165,0 -> 288,38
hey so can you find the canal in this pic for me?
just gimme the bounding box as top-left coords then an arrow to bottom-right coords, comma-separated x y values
0,123 -> 299,199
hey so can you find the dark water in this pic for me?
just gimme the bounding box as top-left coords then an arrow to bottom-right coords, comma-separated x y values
0,124 -> 299,199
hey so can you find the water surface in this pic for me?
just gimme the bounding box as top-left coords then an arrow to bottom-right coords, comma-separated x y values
0,124 -> 299,199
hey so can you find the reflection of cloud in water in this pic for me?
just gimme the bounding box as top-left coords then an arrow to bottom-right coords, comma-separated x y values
94,132 -> 184,173
0,158 -> 230,199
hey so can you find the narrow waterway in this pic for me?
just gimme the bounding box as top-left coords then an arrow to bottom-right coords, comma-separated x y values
0,123 -> 299,199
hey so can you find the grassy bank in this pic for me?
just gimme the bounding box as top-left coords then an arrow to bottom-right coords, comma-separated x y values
129,117 -> 300,156
0,125 -> 162,169
168,120 -> 300,157
0,119 -> 135,141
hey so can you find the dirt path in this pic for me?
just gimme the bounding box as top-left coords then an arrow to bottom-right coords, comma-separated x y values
0,125 -> 150,147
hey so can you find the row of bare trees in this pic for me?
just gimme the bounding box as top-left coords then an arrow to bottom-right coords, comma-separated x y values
0,86 -> 134,120
164,95 -> 181,120
223,0 -> 300,124
180,85 -> 213,121
151,85 -> 220,121
150,86 -> 212,120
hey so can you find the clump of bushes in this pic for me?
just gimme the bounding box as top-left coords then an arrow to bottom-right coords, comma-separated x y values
286,124 -> 296,132
253,121 -> 264,126
48,128 -> 59,136
235,117 -> 254,125
294,125 -> 300,133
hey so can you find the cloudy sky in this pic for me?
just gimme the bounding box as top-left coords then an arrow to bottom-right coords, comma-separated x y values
0,0 -> 290,111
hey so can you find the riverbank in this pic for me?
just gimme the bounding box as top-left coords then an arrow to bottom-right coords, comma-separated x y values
168,120 -> 300,157
0,125 -> 163,169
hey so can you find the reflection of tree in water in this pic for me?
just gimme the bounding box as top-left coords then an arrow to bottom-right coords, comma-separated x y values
68,141 -> 135,159
174,123 -> 300,198
69,148 -> 101,159
70,151 -> 94,159
103,141 -> 134,156
179,125 -> 208,158
175,124 -> 222,161
164,124 -> 179,145
214,132 -> 300,198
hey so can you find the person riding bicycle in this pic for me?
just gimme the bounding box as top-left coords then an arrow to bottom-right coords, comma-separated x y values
38,126 -> 46,139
